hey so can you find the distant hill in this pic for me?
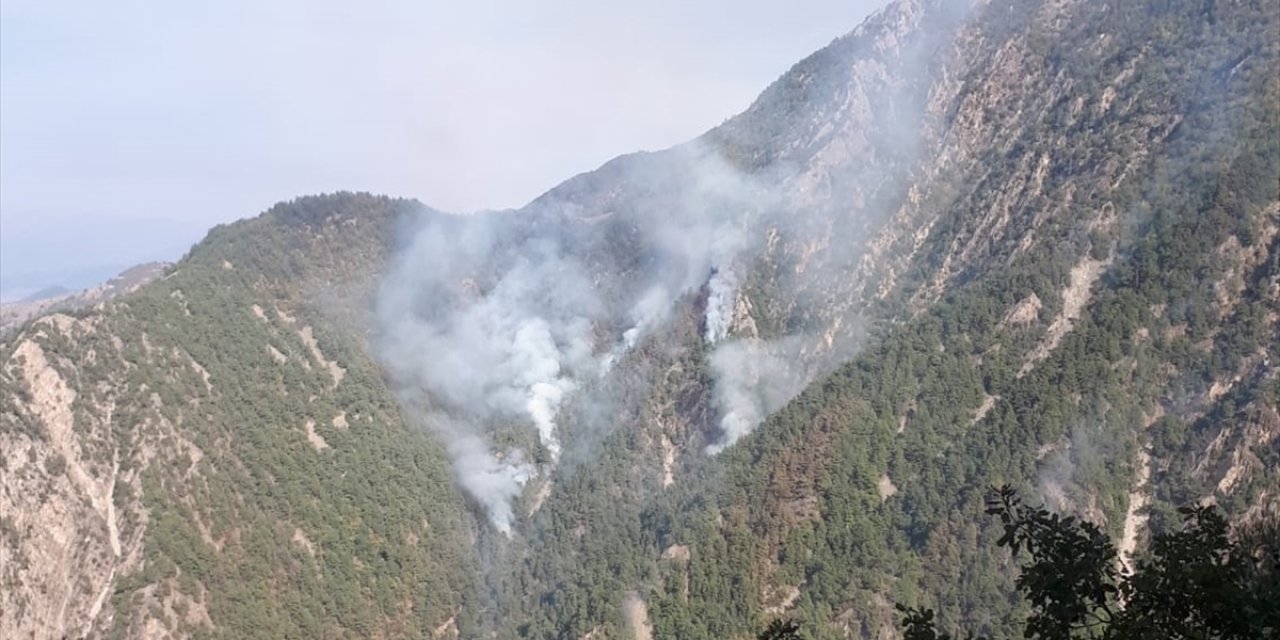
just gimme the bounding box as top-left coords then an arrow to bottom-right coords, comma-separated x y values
0,262 -> 133,304
0,262 -> 169,335
19,286 -> 73,303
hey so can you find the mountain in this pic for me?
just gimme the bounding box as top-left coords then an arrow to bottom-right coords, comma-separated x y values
20,287 -> 73,303
0,263 -> 170,335
0,263 -> 139,305
2,0 -> 1277,638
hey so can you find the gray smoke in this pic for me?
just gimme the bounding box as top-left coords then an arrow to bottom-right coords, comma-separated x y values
703,268 -> 740,344
375,144 -> 790,533
436,416 -> 535,536
376,211 -> 602,533
368,0 -> 984,539
705,337 -> 810,454
377,128 -> 876,532
1036,423 -> 1103,517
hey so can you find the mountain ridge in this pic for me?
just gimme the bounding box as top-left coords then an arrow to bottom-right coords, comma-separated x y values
2,0 -> 1277,638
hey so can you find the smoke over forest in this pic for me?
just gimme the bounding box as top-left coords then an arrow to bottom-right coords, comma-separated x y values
376,140 -> 871,533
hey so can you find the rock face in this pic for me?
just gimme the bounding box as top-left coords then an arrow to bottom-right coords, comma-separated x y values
1,312 -> 217,639
2,0 -> 1277,638
2,315 -> 130,638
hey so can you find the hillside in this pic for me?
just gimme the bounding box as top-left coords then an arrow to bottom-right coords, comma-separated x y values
1,195 -> 481,638
478,0 -> 1279,637
0,263 -> 169,336
2,0 -> 1278,638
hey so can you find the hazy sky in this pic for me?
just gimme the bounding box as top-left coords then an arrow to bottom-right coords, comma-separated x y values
0,0 -> 885,297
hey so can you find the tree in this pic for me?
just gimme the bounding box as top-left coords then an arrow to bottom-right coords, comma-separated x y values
898,486 -> 1280,639
758,618 -> 804,640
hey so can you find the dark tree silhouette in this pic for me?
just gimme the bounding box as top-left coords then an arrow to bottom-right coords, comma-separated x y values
897,485 -> 1280,639
757,618 -> 804,640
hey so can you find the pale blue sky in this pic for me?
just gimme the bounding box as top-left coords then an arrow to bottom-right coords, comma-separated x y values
0,0 -> 885,299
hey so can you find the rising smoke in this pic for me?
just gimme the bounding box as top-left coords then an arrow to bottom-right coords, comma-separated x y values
375,138 -> 876,534
704,336 -> 810,454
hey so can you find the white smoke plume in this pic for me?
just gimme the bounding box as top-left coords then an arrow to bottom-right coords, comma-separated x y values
376,139 -> 868,532
705,337 -> 811,454
367,0 -> 981,543
375,143 -> 780,532
699,218 -> 749,344
703,268 -> 739,344
376,211 -> 603,533
601,284 -> 674,374
438,417 -> 535,536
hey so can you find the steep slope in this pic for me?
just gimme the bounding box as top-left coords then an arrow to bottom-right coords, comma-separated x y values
1,194 -> 481,639
450,0 -> 1279,637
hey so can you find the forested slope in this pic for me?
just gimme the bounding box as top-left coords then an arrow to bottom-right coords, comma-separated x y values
492,0 -> 1280,637
1,0 -> 1276,638
2,194 -> 480,638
